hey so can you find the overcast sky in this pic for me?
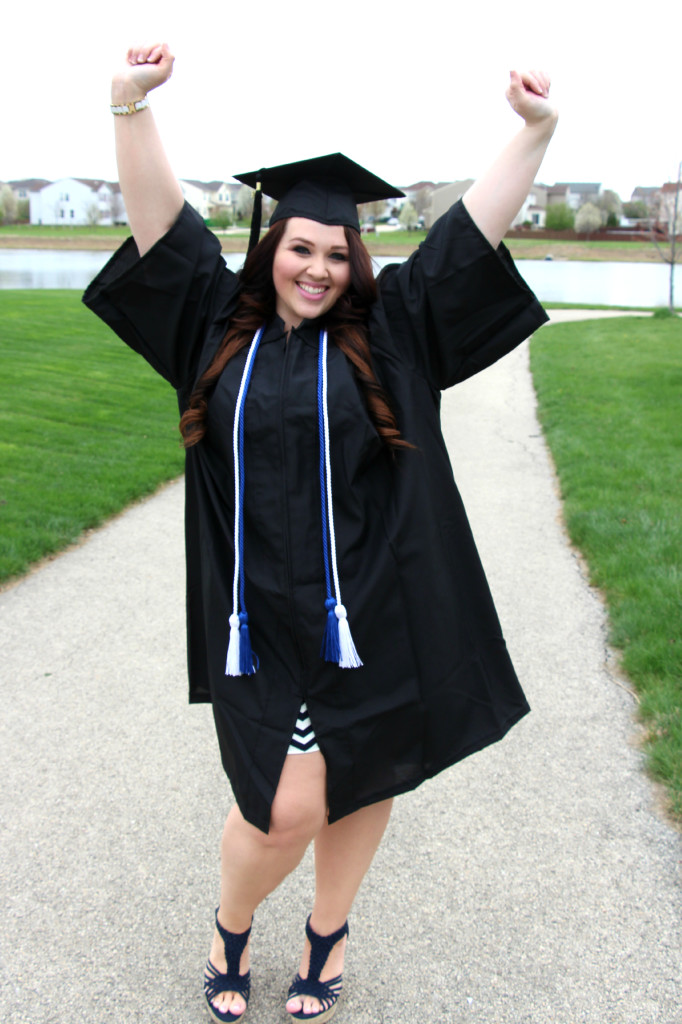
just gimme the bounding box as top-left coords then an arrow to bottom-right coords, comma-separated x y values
3,0 -> 681,200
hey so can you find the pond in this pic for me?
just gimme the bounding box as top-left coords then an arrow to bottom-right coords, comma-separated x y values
1,248 -> 680,308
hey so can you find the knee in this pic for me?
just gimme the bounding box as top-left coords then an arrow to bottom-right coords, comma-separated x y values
266,787 -> 327,849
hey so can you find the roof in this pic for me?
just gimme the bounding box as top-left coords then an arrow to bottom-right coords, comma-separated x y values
73,178 -> 116,190
182,179 -> 236,192
8,178 -> 52,191
553,182 -> 601,190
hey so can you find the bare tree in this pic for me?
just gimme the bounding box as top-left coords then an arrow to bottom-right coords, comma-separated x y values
650,161 -> 681,312
85,201 -> 101,226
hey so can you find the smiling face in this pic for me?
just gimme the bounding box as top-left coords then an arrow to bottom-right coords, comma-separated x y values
272,217 -> 352,331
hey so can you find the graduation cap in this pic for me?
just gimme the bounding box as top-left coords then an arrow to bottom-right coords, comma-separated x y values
234,152 -> 405,252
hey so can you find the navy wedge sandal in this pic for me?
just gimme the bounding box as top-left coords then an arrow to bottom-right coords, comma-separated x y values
203,910 -> 251,1024
287,916 -> 349,1023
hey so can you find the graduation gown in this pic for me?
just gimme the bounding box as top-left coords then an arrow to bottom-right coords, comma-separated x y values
83,199 -> 548,833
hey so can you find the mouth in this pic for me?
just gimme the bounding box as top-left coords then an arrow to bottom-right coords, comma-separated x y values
296,281 -> 328,299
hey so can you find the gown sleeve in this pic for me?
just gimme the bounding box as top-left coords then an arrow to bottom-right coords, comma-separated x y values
82,201 -> 239,393
375,198 -> 548,391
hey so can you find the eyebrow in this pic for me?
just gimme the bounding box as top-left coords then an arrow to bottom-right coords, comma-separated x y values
289,236 -> 349,252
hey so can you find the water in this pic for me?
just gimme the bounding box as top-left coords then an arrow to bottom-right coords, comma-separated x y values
0,249 -> 247,289
1,248 -> 680,308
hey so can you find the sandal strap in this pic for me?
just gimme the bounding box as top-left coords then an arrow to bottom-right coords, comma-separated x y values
304,916 -> 349,983
204,958 -> 251,1002
204,909 -> 252,1004
214,908 -> 252,971
288,971 -> 343,1007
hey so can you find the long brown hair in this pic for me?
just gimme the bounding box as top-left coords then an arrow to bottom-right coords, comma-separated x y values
179,221 -> 412,451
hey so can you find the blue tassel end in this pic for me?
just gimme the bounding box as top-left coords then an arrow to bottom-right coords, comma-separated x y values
239,611 -> 257,675
321,597 -> 341,662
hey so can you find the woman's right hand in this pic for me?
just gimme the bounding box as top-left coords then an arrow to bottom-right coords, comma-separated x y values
112,43 -> 175,102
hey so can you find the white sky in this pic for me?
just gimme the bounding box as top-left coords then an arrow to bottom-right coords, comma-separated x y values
3,0 -> 681,199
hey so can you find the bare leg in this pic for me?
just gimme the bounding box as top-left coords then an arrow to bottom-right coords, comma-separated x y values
286,798 -> 393,1017
208,752 -> 328,1018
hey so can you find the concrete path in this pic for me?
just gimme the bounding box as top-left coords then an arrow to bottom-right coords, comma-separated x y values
1,312 -> 680,1024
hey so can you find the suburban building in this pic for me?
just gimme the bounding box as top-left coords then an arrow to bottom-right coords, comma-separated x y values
25,177 -> 241,226
547,182 -> 602,210
29,178 -> 125,226
656,181 -> 682,234
425,179 -> 475,228
8,179 -> 51,201
182,179 -> 239,219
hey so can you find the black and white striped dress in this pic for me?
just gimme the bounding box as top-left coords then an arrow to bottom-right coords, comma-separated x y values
287,702 -> 320,754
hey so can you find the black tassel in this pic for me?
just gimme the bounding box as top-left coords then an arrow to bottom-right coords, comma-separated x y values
247,178 -> 263,254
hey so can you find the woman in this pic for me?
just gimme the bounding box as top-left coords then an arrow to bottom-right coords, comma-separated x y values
84,44 -> 557,1023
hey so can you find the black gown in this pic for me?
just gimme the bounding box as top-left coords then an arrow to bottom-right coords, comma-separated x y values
83,199 -> 548,833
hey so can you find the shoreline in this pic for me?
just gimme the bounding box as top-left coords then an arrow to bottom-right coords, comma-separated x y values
0,232 -> 667,263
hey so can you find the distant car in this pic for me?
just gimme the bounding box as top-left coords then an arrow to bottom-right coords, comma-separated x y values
387,217 -> 400,226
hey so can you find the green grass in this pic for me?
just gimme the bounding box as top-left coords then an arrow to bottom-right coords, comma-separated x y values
530,317 -> 682,817
0,290 -> 184,583
0,224 -> 132,238
509,236 -> 655,257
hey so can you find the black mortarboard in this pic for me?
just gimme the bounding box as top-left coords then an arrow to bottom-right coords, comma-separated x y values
234,153 -> 405,252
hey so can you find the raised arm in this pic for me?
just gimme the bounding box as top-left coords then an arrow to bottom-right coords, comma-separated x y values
111,43 -> 185,255
462,70 -> 558,249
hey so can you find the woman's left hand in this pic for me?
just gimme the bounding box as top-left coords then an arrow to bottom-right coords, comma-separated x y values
506,69 -> 558,128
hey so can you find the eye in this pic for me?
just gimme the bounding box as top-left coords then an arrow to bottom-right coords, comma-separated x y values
293,245 -> 310,255
330,252 -> 349,262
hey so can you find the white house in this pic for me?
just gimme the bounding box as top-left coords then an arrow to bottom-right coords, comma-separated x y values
182,179 -> 239,218
512,185 -> 548,228
30,178 -> 124,225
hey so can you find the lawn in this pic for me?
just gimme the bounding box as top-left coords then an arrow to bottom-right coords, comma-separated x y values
0,290 -> 184,582
530,316 -> 682,817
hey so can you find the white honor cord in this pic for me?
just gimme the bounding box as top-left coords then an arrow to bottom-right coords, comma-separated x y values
231,328 -> 263,616
320,331 -> 342,605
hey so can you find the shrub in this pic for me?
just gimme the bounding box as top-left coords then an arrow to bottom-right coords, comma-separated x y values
545,202 -> 575,231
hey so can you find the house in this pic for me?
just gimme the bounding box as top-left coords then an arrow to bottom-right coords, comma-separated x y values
630,186 -> 659,210
182,179 -> 239,219
656,181 -> 682,234
512,185 -> 548,228
424,179 -> 475,228
29,178 -> 124,225
8,178 -> 52,201
547,182 -> 602,211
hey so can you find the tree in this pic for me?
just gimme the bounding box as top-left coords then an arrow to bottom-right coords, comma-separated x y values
398,200 -> 419,230
0,185 -> 18,224
85,201 -> 101,226
650,161 -> 681,312
575,202 -> 602,237
623,200 -> 649,220
596,189 -> 622,227
545,202 -> 574,231
358,199 -> 389,223
410,187 -> 433,218
235,184 -> 254,221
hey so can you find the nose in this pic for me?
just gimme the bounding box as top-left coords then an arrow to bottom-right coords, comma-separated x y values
306,253 -> 328,280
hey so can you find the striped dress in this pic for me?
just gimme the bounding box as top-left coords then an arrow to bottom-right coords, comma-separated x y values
287,703 -> 320,754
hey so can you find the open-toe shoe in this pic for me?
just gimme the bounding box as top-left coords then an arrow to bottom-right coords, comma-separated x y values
287,916 -> 349,1023
203,909 -> 251,1024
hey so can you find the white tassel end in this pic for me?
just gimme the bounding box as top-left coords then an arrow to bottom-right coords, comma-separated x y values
225,613 -> 242,676
335,604 -> 363,668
